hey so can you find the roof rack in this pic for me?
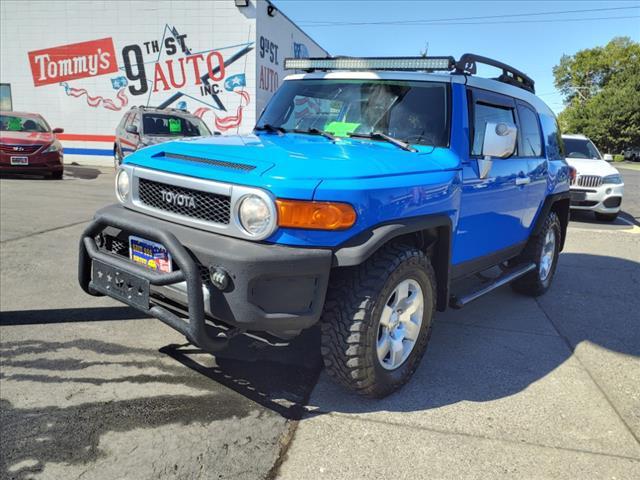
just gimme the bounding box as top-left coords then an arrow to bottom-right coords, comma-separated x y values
454,53 -> 535,93
284,53 -> 535,93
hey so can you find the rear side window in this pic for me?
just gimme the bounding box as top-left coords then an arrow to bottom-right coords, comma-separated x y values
118,112 -> 131,129
472,103 -> 515,156
517,104 -> 542,157
122,112 -> 134,128
539,114 -> 564,160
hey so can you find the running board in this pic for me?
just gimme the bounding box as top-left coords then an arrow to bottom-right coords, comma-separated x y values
449,263 -> 536,309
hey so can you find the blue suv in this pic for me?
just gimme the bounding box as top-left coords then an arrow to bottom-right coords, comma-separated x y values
80,54 -> 571,397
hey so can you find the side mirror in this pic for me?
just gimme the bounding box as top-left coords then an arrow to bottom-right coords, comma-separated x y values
52,127 -> 64,134
126,125 -> 138,135
482,122 -> 517,158
603,153 -> 613,162
478,122 -> 518,179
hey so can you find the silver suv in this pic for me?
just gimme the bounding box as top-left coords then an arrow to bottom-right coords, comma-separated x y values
114,106 -> 211,166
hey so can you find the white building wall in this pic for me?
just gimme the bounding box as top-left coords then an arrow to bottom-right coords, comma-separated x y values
255,1 -> 328,118
0,1 -> 281,158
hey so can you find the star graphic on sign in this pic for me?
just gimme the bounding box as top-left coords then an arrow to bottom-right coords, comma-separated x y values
127,23 -> 254,112
231,76 -> 243,86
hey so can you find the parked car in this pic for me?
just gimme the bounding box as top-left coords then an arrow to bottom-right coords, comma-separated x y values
80,54 -> 572,398
562,134 -> 624,221
114,106 -> 212,167
623,147 -> 640,162
0,111 -> 64,179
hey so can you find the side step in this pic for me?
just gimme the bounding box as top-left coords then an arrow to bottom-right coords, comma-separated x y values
449,263 -> 536,309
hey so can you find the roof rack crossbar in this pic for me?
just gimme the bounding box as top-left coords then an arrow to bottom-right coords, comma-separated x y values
284,53 -> 535,94
454,53 -> 535,93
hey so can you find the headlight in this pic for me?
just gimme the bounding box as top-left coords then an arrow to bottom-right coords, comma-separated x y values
238,194 -> 273,237
43,140 -> 63,153
602,174 -> 623,184
115,169 -> 130,202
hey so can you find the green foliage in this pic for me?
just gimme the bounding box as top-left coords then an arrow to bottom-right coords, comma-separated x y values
613,154 -> 624,162
554,37 -> 640,153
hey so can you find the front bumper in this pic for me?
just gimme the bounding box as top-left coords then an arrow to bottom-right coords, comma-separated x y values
0,151 -> 63,174
569,183 -> 624,214
79,205 -> 332,350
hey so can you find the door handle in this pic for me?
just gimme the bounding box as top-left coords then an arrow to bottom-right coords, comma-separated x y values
515,177 -> 531,185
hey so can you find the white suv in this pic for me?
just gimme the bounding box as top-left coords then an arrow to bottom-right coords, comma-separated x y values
563,134 -> 624,221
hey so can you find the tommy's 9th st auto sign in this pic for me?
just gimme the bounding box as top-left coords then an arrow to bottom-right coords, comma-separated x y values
28,37 -> 119,87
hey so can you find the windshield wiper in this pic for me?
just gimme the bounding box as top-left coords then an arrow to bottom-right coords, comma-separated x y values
348,132 -> 417,152
293,128 -> 336,141
254,123 -> 287,135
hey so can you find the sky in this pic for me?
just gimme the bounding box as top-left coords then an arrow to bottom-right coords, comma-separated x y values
273,0 -> 640,114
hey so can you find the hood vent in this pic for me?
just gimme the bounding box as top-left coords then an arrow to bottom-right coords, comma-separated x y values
154,152 -> 256,172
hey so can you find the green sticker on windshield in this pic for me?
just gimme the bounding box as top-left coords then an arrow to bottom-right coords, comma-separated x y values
324,121 -> 360,137
7,117 -> 22,131
168,118 -> 181,133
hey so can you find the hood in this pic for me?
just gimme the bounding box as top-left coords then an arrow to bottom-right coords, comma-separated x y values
0,130 -> 55,145
565,157 -> 619,177
125,132 -> 460,185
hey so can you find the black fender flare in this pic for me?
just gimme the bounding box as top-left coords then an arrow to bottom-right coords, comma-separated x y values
532,191 -> 571,250
332,215 -> 452,311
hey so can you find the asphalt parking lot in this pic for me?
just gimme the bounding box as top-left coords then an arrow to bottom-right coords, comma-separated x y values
1,164 -> 639,479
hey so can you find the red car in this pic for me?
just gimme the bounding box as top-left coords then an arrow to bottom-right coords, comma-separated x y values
0,111 -> 64,179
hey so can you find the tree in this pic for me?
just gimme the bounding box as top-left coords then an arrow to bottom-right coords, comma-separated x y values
554,37 -> 640,153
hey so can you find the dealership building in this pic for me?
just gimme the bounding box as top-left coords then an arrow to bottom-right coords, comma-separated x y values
0,0 -> 327,161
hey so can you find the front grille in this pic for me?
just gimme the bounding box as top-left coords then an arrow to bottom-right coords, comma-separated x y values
0,144 -> 43,154
571,175 -> 602,188
572,200 -> 599,207
138,178 -> 231,224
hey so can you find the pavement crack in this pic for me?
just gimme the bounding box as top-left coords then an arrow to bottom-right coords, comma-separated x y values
316,411 -> 640,462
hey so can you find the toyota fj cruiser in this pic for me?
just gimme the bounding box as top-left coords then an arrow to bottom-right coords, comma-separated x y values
80,54 -> 571,397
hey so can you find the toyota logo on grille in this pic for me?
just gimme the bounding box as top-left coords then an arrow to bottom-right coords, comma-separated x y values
160,190 -> 197,209
12,146 -> 25,151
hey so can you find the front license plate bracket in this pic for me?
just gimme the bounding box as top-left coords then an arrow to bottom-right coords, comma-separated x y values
91,259 -> 150,310
571,191 -> 587,202
10,156 -> 29,165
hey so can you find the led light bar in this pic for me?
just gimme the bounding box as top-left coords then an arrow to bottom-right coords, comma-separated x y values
284,56 -> 455,72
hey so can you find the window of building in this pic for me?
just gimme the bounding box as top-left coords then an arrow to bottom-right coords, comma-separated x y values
0,84 -> 12,111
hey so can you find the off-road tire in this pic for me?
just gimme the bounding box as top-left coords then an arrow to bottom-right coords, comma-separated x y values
595,212 -> 618,222
320,244 -> 436,398
511,211 -> 561,297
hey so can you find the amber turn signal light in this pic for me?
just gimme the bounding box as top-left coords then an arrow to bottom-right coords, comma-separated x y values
276,199 -> 357,230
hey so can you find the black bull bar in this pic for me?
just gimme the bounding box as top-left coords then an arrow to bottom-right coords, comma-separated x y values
78,209 -> 229,352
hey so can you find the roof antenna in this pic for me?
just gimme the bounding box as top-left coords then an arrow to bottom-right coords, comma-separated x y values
420,42 -> 429,58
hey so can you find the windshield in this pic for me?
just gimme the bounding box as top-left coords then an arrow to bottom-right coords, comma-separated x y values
257,79 -> 450,147
563,137 -> 602,159
141,114 -> 211,137
0,114 -> 50,133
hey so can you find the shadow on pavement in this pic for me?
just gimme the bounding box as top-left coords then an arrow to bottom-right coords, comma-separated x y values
0,306 -> 145,325
1,253 -> 637,477
0,331 -> 321,478
63,165 -> 105,180
0,336 -> 303,479
570,209 -> 639,227
0,165 -> 104,181
301,252 -> 639,414
162,326 -> 322,420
